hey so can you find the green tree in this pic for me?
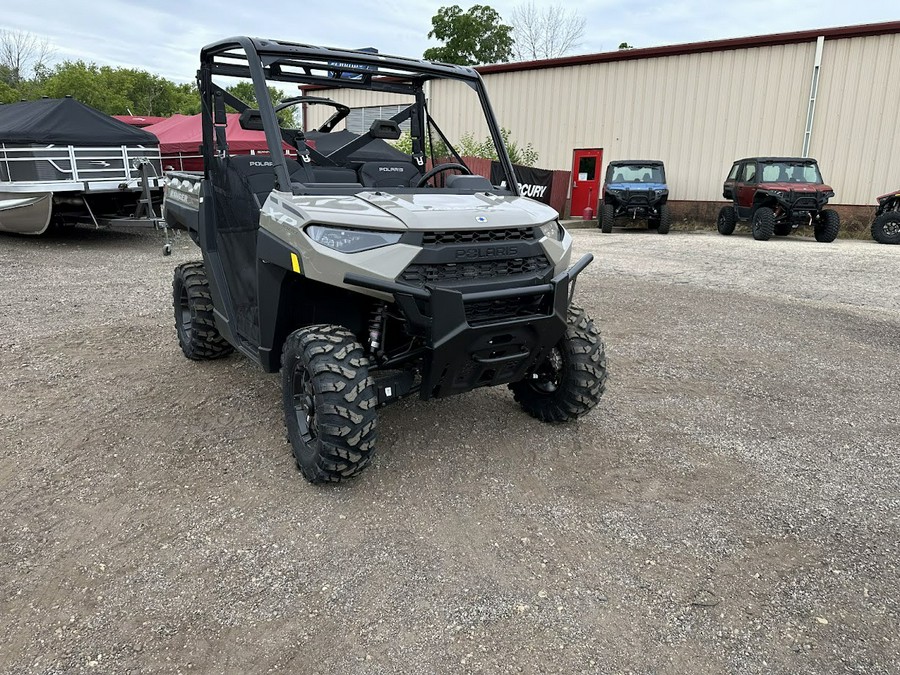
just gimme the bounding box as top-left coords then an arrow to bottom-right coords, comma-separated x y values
457,128 -> 538,166
423,5 -> 514,65
225,81 -> 295,127
618,42 -> 634,50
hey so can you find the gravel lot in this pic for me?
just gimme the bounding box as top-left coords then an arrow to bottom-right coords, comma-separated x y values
1,225 -> 898,674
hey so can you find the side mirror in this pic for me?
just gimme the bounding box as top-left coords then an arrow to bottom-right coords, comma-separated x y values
239,109 -> 265,131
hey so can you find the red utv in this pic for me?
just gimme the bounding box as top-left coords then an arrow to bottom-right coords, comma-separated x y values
717,157 -> 840,242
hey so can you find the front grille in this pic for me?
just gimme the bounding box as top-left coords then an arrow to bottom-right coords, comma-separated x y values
464,295 -> 547,325
400,256 -> 551,287
422,227 -> 536,246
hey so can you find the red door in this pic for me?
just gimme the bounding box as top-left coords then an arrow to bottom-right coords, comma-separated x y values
571,148 -> 603,217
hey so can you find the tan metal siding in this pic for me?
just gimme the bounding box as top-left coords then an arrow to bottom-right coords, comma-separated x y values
811,33 -> 900,204
464,42 -> 816,202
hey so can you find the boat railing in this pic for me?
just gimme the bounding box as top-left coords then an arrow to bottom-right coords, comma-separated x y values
0,143 -> 163,183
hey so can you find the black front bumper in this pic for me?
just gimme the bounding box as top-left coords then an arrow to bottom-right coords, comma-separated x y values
345,254 -> 592,400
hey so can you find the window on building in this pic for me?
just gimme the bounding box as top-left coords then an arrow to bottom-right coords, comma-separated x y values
346,105 -> 412,135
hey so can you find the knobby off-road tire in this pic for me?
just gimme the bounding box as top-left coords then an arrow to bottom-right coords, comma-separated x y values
814,209 -> 840,243
509,305 -> 608,423
871,211 -> 900,244
282,325 -> 378,484
172,262 -> 233,360
657,203 -> 671,234
774,222 -> 792,236
717,206 -> 736,235
751,207 -> 776,241
600,203 -> 615,233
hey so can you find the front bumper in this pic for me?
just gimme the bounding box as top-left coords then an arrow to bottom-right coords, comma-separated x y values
344,254 -> 592,400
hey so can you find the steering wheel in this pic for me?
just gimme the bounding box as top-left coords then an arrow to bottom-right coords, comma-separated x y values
416,162 -> 472,187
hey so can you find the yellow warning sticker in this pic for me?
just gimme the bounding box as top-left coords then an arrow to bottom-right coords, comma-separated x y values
290,252 -> 302,274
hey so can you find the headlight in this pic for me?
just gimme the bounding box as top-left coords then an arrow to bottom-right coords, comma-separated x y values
305,225 -> 402,253
539,220 -> 563,240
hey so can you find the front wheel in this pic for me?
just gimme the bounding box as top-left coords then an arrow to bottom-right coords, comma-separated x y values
872,211 -> 900,244
509,305 -> 608,422
751,207 -> 775,241
814,209 -> 840,243
600,203 -> 614,233
657,203 -> 671,234
282,325 -> 378,484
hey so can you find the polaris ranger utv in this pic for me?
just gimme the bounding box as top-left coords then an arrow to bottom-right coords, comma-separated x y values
718,157 -> 839,242
163,37 -> 607,483
599,160 -> 670,234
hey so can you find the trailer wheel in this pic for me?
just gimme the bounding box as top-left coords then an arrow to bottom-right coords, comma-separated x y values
717,206 -> 736,235
282,325 -> 378,484
600,203 -> 614,233
751,207 -> 775,241
172,262 -> 233,360
509,305 -> 607,423
814,209 -> 840,243
657,204 -> 671,234
871,211 -> 900,244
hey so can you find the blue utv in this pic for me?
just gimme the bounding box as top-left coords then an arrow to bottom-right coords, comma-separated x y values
599,160 -> 670,234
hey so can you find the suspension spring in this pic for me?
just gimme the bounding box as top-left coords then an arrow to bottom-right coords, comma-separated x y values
368,302 -> 387,355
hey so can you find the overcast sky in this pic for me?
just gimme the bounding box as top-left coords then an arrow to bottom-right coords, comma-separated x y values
5,1 -> 899,82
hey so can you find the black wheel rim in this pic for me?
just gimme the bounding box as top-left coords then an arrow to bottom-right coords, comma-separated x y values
178,285 -> 192,340
883,219 -> 900,236
530,347 -> 564,393
292,364 -> 316,444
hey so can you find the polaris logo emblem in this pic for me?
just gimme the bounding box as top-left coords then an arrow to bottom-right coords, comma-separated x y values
249,161 -> 274,167
378,167 -> 405,172
475,216 -> 488,223
455,245 -> 518,259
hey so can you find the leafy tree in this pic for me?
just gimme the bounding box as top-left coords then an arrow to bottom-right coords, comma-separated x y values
457,128 -> 539,166
423,5 -> 514,65
510,2 -> 585,60
618,42 -> 635,50
225,81 -> 295,127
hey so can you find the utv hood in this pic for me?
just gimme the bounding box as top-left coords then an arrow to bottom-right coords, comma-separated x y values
282,191 -> 559,231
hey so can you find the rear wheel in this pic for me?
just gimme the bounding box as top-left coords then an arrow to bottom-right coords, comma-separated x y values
282,325 -> 378,484
509,305 -> 608,422
600,203 -> 614,233
657,203 -> 671,234
751,207 -> 775,241
172,262 -> 233,360
814,209 -> 840,243
872,211 -> 900,244
717,206 -> 736,235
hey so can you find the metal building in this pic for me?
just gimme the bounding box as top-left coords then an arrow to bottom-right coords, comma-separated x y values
303,21 -> 900,214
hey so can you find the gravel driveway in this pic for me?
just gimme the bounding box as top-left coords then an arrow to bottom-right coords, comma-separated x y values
1,226 -> 897,674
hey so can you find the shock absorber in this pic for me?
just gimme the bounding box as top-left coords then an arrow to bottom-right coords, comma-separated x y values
368,302 -> 387,355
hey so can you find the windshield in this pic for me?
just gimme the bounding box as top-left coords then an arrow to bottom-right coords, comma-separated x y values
608,164 -> 664,183
759,162 -> 822,184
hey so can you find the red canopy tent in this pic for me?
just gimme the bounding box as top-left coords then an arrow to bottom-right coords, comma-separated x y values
113,114 -> 167,128
143,113 -> 296,171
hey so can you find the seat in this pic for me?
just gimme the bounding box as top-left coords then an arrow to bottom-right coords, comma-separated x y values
358,161 -> 421,188
213,155 -> 305,232
613,172 -> 625,182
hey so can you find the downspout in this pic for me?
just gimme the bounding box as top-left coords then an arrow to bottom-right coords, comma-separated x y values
802,36 -> 825,157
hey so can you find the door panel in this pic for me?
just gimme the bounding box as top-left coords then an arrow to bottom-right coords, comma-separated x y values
736,161 -> 758,218
571,148 -> 603,217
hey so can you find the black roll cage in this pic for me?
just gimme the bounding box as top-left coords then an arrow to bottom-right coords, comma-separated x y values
197,36 -> 519,194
